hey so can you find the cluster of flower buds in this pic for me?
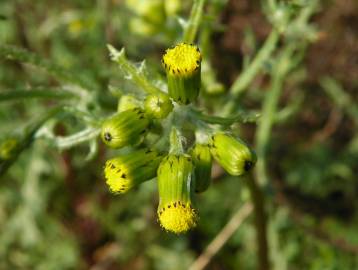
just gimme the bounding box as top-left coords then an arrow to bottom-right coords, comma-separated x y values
101,43 -> 257,234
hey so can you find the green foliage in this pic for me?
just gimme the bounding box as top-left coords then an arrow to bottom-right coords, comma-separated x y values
0,0 -> 357,269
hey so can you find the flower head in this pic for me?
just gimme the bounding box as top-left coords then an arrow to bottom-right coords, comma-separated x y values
210,133 -> 257,176
104,148 -> 162,194
157,154 -> 197,233
162,43 -> 202,104
163,43 -> 201,77
101,108 -> 150,149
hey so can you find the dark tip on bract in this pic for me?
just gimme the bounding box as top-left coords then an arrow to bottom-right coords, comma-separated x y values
244,161 -> 253,172
104,132 -> 112,142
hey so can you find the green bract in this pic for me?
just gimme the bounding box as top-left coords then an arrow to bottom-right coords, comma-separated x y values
144,93 -> 173,119
190,144 -> 212,193
101,108 -> 150,149
210,133 -> 257,176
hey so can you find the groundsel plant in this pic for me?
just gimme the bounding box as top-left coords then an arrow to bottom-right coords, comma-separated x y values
0,0 -> 319,236
102,41 -> 257,234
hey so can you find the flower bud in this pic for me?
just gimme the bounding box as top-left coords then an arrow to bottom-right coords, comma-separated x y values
190,144 -> 212,193
157,154 -> 197,234
101,108 -> 150,149
162,43 -> 202,104
210,133 -> 257,176
104,148 -> 162,194
144,93 -> 173,119
117,95 -> 141,112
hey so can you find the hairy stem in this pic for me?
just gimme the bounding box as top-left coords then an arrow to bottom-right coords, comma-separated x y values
0,88 -> 76,102
190,108 -> 260,126
108,45 -> 163,96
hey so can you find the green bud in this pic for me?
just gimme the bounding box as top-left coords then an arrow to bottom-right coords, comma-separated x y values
162,43 -> 202,104
210,133 -> 257,176
144,93 -> 173,119
190,144 -> 212,193
104,149 -> 162,194
101,108 -> 150,149
157,154 -> 197,234
117,94 -> 141,112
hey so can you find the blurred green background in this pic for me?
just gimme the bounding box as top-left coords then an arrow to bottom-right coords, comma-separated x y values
0,0 -> 357,269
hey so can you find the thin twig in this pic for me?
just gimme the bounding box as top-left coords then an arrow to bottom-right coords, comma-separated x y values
188,202 -> 253,270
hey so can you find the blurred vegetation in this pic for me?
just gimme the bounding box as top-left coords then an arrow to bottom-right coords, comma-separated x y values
0,0 -> 357,269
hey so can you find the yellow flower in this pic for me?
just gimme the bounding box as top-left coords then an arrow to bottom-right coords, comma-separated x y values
104,149 -> 162,194
157,154 -> 198,233
162,43 -> 202,104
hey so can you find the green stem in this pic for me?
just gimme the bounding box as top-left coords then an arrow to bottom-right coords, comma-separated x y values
255,72 -> 283,185
246,174 -> 270,270
255,45 -> 297,185
230,30 -> 279,96
53,127 -> 100,150
183,0 -> 207,44
169,127 -> 184,154
190,108 -> 260,126
107,45 -> 163,96
0,89 -> 75,102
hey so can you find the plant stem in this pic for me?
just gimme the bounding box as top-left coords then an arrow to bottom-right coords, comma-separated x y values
246,174 -> 270,270
183,0 -> 207,44
230,30 -> 279,96
169,127 -> 184,154
190,108 -> 260,126
52,127 -> 100,150
255,45 -> 296,185
107,45 -> 163,96
255,72 -> 283,185
0,89 -> 75,102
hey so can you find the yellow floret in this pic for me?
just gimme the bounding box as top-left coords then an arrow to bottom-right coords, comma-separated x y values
162,43 -> 201,77
158,201 -> 197,234
104,159 -> 131,193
